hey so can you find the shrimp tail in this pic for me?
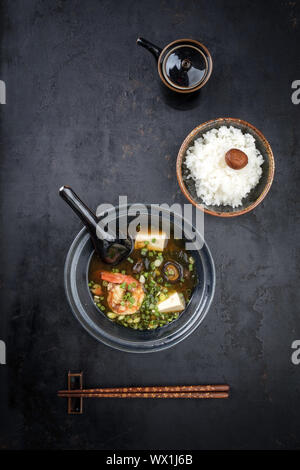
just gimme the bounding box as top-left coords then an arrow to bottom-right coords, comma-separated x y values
100,271 -> 136,285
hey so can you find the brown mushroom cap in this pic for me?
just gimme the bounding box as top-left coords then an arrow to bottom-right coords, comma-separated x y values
225,148 -> 248,170
162,261 -> 183,283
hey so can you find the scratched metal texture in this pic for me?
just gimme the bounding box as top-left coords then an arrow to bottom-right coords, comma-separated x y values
0,0 -> 299,450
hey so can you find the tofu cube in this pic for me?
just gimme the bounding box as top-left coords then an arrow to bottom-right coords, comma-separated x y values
157,292 -> 185,313
134,230 -> 167,252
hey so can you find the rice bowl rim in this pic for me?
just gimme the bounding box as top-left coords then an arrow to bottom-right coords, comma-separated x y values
176,117 -> 275,218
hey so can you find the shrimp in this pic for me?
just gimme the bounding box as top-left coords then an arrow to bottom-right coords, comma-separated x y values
100,271 -> 137,285
100,271 -> 145,315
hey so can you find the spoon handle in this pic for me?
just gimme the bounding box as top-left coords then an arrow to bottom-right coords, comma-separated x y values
59,185 -> 98,227
59,186 -> 114,242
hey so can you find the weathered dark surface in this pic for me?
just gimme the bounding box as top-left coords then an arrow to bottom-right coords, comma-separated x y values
0,0 -> 299,450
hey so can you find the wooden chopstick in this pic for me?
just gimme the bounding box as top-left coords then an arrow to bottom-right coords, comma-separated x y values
58,391 -> 229,399
58,384 -> 229,395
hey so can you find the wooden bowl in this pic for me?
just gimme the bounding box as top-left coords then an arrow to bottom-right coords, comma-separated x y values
176,118 -> 275,217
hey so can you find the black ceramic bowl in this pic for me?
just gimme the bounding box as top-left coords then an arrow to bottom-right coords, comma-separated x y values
64,205 -> 215,353
177,118 -> 275,217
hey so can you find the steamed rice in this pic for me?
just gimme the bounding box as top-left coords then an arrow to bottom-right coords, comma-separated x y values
185,126 -> 264,208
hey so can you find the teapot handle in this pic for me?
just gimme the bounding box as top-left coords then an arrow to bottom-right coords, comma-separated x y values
137,37 -> 162,61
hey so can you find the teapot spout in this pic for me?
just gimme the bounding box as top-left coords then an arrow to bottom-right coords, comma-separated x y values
137,37 -> 162,61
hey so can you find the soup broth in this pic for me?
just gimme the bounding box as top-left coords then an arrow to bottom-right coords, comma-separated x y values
88,231 -> 197,331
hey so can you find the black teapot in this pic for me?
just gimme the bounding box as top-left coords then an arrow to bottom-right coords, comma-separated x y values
137,37 -> 212,93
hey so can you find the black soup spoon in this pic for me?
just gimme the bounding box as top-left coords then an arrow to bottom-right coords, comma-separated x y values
59,186 -> 133,265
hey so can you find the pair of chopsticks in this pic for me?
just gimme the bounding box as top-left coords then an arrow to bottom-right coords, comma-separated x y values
58,384 -> 229,399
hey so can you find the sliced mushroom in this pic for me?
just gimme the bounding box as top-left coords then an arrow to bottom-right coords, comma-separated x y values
162,261 -> 183,283
132,259 -> 144,274
178,250 -> 189,264
144,257 -> 150,271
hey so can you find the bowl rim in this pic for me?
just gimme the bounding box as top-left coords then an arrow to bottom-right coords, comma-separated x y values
176,117 -> 275,217
157,38 -> 213,94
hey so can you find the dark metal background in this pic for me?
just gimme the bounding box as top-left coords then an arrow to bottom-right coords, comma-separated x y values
0,0 -> 299,450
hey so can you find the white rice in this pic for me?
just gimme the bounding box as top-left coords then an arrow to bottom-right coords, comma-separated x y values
185,126 -> 264,208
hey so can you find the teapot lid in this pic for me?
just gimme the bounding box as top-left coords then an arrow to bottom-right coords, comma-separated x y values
159,39 -> 212,92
